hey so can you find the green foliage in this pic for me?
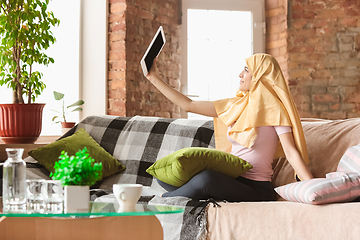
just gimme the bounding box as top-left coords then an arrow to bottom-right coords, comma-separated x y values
0,0 -> 60,103
51,91 -> 84,123
50,147 -> 103,186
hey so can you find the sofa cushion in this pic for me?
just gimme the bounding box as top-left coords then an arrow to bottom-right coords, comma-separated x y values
337,143 -> 360,173
272,118 -> 360,189
274,172 -> 360,204
146,147 -> 253,187
326,171 -> 355,178
28,128 -> 126,179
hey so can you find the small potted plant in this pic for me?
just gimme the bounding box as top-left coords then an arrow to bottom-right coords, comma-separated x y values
52,91 -> 84,134
0,0 -> 60,144
50,147 -> 102,213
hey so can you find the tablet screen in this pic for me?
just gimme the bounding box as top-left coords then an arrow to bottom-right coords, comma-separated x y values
144,32 -> 165,72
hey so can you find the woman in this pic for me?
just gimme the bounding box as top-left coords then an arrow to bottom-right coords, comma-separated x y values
146,53 -> 313,202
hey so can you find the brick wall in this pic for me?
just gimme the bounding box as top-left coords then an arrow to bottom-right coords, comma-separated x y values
286,0 -> 360,119
265,0 -> 289,80
108,0 -> 360,120
108,0 -> 127,117
108,0 -> 181,118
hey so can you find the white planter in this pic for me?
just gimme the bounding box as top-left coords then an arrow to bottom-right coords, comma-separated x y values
64,185 -> 89,213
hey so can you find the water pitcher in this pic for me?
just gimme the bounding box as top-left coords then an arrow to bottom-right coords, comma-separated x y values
2,148 -> 26,212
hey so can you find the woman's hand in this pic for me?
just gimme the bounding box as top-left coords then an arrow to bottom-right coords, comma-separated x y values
146,58 -> 159,82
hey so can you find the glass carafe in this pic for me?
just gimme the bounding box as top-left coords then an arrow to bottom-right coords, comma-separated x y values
2,148 -> 27,212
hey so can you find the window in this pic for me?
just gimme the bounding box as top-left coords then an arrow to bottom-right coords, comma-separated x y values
0,0 -> 81,135
180,0 -> 265,119
0,0 -> 107,136
39,0 -> 81,135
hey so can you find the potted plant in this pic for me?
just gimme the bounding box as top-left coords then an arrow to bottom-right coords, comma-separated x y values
52,91 -> 84,134
0,0 -> 60,144
50,147 -> 103,213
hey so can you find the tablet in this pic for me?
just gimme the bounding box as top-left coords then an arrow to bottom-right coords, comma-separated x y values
140,26 -> 166,77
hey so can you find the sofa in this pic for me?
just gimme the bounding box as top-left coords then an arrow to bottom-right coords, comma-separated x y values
24,115 -> 360,240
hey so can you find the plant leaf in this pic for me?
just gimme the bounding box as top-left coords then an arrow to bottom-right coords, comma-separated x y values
53,91 -> 64,100
67,100 -> 84,108
51,148 -> 102,186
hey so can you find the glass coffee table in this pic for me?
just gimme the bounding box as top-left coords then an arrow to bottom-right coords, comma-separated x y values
0,201 -> 184,240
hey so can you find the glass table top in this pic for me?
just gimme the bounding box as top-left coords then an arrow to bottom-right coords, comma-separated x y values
0,202 -> 184,218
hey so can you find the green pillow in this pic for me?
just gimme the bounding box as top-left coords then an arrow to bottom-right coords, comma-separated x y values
146,147 -> 252,187
28,128 -> 125,179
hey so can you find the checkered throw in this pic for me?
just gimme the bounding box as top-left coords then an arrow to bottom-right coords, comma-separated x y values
77,115 -> 216,239
25,115 -> 216,240
72,115 -> 215,191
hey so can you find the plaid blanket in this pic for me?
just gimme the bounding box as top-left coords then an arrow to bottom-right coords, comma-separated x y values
57,115 -> 216,239
69,115 -> 215,191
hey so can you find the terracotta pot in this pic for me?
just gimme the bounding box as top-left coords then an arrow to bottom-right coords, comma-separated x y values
61,122 -> 76,135
0,103 -> 45,144
61,122 -> 76,129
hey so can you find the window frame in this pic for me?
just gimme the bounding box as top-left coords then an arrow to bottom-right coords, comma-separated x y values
79,0 -> 108,120
180,0 -> 265,117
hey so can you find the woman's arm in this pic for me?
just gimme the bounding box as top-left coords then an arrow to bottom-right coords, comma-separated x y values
146,59 -> 218,117
278,132 -> 313,181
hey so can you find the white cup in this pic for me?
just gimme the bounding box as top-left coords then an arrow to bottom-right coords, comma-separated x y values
113,184 -> 142,212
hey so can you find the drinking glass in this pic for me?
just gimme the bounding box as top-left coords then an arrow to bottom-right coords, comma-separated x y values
43,180 -> 63,213
26,179 -> 45,213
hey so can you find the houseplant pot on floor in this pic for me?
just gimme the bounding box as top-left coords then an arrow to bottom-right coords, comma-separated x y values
0,0 -> 60,144
50,147 -> 102,213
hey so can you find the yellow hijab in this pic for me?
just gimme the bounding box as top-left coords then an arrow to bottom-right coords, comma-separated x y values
213,53 -> 309,165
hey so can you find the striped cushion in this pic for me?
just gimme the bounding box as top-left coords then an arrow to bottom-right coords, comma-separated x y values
325,171 -> 353,179
274,172 -> 360,204
337,144 -> 360,172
